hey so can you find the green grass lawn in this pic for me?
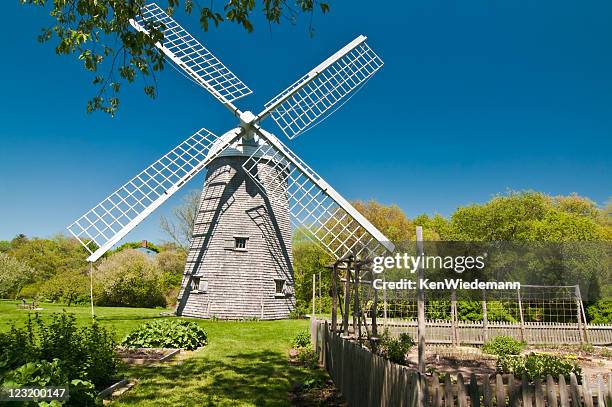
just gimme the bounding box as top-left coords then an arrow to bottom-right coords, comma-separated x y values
0,300 -> 321,406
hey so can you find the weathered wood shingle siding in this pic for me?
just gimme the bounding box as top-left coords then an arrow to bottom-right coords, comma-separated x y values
176,155 -> 295,319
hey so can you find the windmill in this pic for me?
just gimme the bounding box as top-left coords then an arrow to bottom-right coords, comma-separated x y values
67,3 -> 395,319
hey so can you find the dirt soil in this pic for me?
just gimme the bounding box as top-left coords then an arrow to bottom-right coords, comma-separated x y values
404,345 -> 612,380
289,379 -> 347,407
287,348 -> 347,406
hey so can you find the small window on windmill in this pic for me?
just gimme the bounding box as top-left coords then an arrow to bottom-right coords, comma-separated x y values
274,279 -> 286,297
191,276 -> 207,293
234,236 -> 248,251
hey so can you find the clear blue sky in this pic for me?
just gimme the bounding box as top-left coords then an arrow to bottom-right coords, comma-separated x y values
1,0 -> 610,245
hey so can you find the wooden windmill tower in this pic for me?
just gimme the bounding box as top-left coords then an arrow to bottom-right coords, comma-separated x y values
67,3 -> 395,319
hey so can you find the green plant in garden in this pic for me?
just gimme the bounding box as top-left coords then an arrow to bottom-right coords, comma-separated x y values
482,336 -> 525,356
497,353 -> 582,381
296,347 -> 319,369
292,330 -> 311,348
587,300 -> 612,324
0,312 -> 117,405
380,332 -> 415,365
122,319 -> 208,350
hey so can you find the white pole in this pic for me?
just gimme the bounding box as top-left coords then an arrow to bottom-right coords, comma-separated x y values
89,261 -> 95,320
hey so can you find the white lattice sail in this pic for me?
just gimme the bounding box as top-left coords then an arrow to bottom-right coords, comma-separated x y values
243,130 -> 393,260
68,128 -> 237,262
258,35 -> 383,139
130,3 -> 252,105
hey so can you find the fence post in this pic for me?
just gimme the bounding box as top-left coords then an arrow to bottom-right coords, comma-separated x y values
343,261 -> 351,336
575,285 -> 589,344
319,270 -> 322,316
416,226 -> 426,373
451,289 -> 458,346
517,287 -> 527,343
482,289 -> 489,342
354,261 -> 361,340
312,273 -> 316,317
331,262 -> 338,332
383,276 -> 388,330
372,280 -> 378,340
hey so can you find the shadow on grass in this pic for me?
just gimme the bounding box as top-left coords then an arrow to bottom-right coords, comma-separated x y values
114,350 -> 318,406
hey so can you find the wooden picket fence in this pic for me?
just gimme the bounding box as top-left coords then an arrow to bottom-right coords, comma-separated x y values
310,319 -> 612,407
368,319 -> 612,346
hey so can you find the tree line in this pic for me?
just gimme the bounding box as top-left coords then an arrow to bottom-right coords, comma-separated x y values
0,190 -> 609,321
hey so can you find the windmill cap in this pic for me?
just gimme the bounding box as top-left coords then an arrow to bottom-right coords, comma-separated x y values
207,128 -> 278,161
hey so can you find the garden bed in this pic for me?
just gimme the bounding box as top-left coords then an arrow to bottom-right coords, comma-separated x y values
404,345 -> 612,380
116,347 -> 180,365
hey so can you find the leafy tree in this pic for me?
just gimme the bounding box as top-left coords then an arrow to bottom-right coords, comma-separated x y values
450,191 -> 551,241
553,194 -> 599,219
112,240 -> 161,254
156,248 -> 187,306
38,270 -> 90,306
8,235 -> 89,280
156,248 -> 186,275
292,229 -> 331,315
0,241 -> 11,253
93,249 -> 166,308
412,213 -> 453,240
21,0 -> 330,116
0,253 -> 38,299
352,200 -> 415,244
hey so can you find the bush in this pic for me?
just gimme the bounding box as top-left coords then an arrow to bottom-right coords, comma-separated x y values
122,319 -> 208,350
2,359 -> 98,406
497,353 -> 582,381
292,330 -> 311,348
482,336 -> 525,356
0,312 -> 118,405
94,249 -> 166,308
587,300 -> 612,324
380,332 -> 415,365
38,270 -> 90,305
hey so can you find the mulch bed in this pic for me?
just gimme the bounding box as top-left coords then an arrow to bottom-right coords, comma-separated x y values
289,379 -> 347,407
287,348 -> 347,406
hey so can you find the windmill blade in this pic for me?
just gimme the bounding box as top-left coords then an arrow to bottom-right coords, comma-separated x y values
130,3 -> 252,110
256,35 -> 383,139
243,128 -> 394,260
68,128 -> 240,262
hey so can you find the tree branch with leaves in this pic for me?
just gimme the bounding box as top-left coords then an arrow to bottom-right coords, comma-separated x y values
21,0 -> 330,116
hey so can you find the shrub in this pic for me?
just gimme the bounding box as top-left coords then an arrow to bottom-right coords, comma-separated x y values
293,330 -> 311,348
482,336 -> 525,356
2,359 -> 98,406
0,312 -> 118,402
587,300 -> 612,324
17,281 -> 44,300
296,347 -> 318,369
94,249 -> 166,308
497,353 -> 582,381
38,270 -> 90,305
122,319 -> 208,350
380,332 -> 415,365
